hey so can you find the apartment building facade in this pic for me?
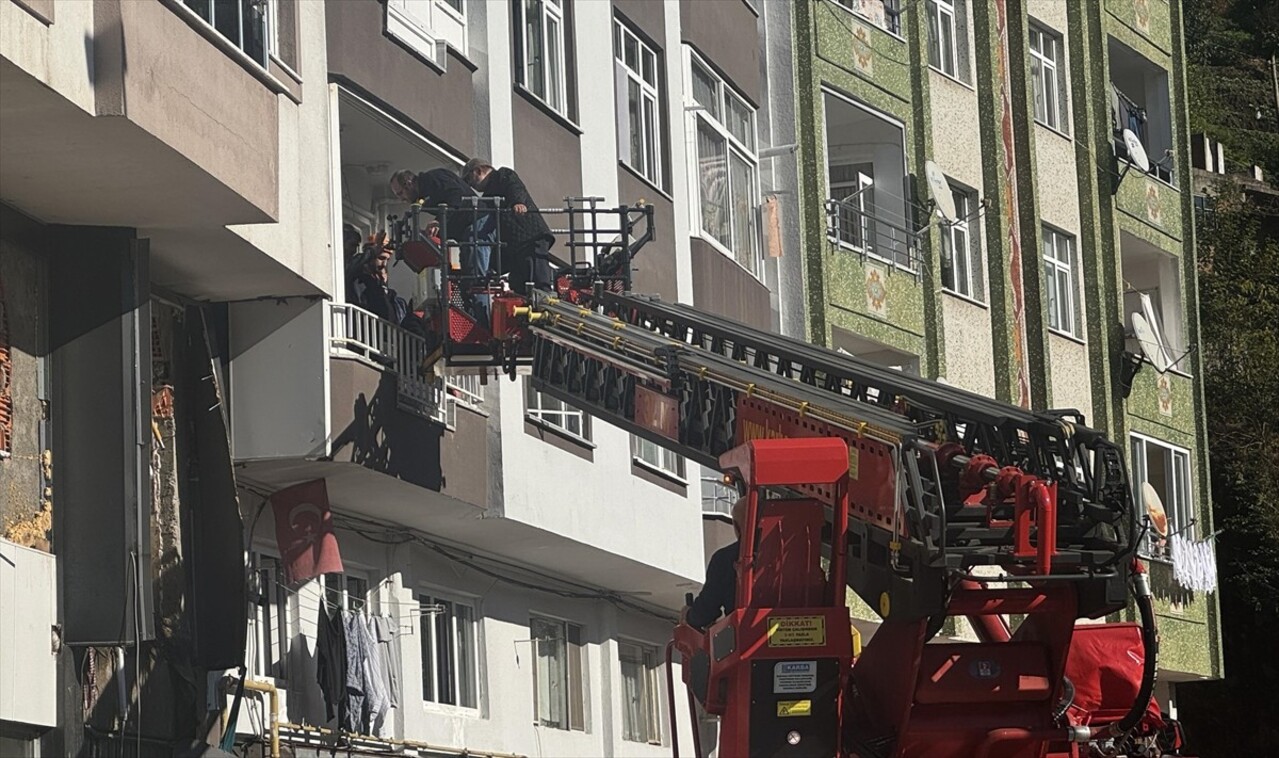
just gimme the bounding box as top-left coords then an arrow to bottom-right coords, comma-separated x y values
775,0 -> 1221,710
2,0 -> 773,756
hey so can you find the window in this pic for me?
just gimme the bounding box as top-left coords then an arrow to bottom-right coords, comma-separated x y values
250,553 -> 289,679
516,0 -> 568,115
927,0 -> 970,82
619,641 -> 662,744
632,435 -> 684,480
1121,233 -> 1185,369
182,0 -> 271,66
834,0 -> 903,36
386,0 -> 467,60
322,572 -> 368,612
531,616 -> 587,731
940,185 -> 983,301
1029,24 -> 1068,132
686,50 -> 761,277
419,593 -> 479,709
615,20 -> 663,188
526,379 -> 591,441
1130,434 -> 1194,561
1042,226 -> 1078,337
823,92 -> 912,269
1109,38 -> 1175,184
701,469 -> 738,516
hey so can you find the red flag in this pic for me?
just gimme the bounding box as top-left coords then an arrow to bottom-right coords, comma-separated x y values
271,479 -> 343,583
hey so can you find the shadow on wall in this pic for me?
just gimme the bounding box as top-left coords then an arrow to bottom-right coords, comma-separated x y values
329,371 -> 445,492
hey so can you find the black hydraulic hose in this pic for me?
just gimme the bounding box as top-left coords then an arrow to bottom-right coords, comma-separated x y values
1111,564 -> 1158,740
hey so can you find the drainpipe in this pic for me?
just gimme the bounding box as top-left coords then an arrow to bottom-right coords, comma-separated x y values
220,676 -> 279,758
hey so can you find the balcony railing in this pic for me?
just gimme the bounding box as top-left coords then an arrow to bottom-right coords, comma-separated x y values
328,302 -> 482,425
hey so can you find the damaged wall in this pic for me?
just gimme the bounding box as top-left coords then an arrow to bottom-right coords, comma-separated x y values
0,203 -> 51,552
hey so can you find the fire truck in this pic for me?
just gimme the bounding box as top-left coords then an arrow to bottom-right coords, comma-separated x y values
387,199 -> 1188,758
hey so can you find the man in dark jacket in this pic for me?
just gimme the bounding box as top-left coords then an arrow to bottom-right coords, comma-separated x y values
461,158 -> 555,293
390,167 -> 496,279
683,497 -> 747,630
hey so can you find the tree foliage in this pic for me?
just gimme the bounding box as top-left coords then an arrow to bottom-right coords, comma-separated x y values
1175,1 -> 1279,751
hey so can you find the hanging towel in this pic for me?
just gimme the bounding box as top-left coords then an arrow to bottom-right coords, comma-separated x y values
362,614 -> 393,735
373,615 -> 401,708
342,611 -> 368,734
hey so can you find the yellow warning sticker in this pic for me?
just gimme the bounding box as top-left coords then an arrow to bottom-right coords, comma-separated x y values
777,699 -> 812,718
767,615 -> 826,648
848,446 -> 860,481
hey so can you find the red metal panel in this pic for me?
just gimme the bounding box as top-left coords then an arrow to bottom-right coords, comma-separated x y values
634,384 -> 680,441
734,396 -> 901,532
914,643 -> 1053,705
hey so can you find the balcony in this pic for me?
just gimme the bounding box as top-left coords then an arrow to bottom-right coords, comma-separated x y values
328,302 -> 482,428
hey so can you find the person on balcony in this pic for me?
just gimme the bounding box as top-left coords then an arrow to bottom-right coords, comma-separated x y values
389,167 -> 496,281
461,159 -> 555,293
349,234 -> 408,328
682,497 -> 746,631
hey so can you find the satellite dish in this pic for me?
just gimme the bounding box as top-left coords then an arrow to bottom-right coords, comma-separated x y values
1122,129 -> 1150,173
1131,312 -> 1172,373
1141,481 -> 1169,537
923,160 -> 956,222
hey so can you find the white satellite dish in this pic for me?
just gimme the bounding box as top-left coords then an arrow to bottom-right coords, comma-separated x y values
1122,128 -> 1150,174
1131,311 -> 1172,373
923,160 -> 956,222
1141,481 -> 1169,538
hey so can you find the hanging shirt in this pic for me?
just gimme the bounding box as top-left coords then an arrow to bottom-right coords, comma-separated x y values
315,604 -> 347,723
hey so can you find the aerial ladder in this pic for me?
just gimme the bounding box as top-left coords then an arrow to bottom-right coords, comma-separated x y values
387,199 -> 1186,758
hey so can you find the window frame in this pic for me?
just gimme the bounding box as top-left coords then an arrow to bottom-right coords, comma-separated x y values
249,551 -> 290,681
684,47 -> 762,279
321,570 -> 369,613
618,640 -> 663,745
615,19 -> 664,190
525,379 -> 592,443
631,434 -> 685,482
516,0 -> 569,116
927,0 -> 960,79
940,183 -> 983,302
530,614 -> 588,732
418,590 -> 481,711
1042,226 -> 1079,338
1029,23 -> 1068,133
182,0 -> 271,67
1129,432 -> 1195,562
834,0 -> 904,38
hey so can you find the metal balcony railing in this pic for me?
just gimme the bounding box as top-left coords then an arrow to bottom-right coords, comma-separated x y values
328,302 -> 483,425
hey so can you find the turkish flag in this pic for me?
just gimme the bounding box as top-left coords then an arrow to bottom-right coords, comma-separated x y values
271,479 -> 344,584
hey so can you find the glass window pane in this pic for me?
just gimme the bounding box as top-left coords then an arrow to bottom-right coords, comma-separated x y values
547,16 -> 563,110
629,78 -> 644,170
729,150 -> 757,272
697,120 -> 730,244
435,601 -> 456,705
1044,67 -> 1058,127
624,32 -> 638,70
421,598 -> 436,702
524,0 -> 545,97
642,48 -> 657,86
954,227 -> 970,296
691,63 -> 719,120
928,4 -> 941,68
940,11 -> 955,75
643,96 -> 658,181
726,94 -> 753,149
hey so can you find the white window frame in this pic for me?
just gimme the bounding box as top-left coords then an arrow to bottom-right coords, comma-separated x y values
618,640 -> 663,745
530,615 -> 587,732
615,19 -> 663,189
1029,23 -> 1067,132
1042,226 -> 1078,337
829,165 -> 876,254
525,379 -> 592,443
321,571 -> 369,613
941,184 -> 983,302
1129,433 -> 1194,562
386,0 -> 467,67
249,552 -> 290,681
834,0 -> 904,37
632,434 -> 685,481
516,0 -> 568,115
181,0 -> 271,66
418,591 -> 481,711
927,0 -> 959,79
684,47 -> 762,279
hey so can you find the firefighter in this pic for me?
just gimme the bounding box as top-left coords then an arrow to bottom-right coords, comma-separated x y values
683,497 -> 746,630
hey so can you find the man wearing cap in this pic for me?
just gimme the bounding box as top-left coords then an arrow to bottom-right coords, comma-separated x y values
461,159 -> 555,293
